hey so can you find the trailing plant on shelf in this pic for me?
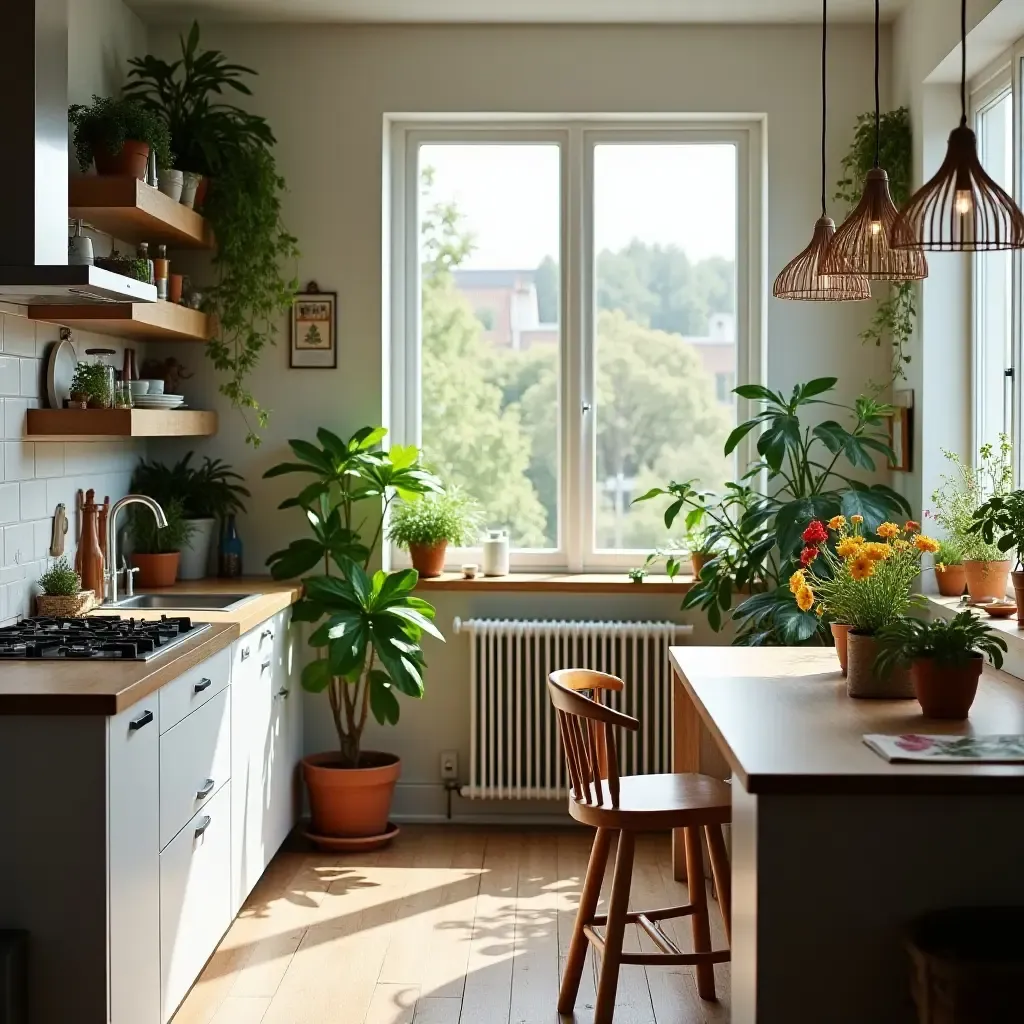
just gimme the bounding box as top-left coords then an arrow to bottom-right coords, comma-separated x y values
68,95 -> 172,173
125,22 -> 298,446
835,106 -> 915,386
38,558 -> 81,597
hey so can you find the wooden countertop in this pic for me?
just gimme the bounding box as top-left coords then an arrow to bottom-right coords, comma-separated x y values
671,646 -> 1024,795
0,578 -> 302,716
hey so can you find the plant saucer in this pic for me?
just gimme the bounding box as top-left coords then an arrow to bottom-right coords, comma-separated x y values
984,603 -> 1017,619
302,821 -> 400,853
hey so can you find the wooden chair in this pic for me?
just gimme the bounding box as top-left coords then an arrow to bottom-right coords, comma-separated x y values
549,668 -> 731,1024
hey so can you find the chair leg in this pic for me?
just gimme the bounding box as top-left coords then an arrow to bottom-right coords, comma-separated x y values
705,823 -> 732,945
684,825 -> 716,1001
594,829 -> 635,1024
558,827 -> 612,1014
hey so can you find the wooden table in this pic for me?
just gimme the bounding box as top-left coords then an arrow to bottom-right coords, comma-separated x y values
671,646 -> 1024,1024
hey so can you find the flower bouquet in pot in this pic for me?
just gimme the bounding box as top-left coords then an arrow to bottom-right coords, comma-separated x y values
795,515 -> 938,698
386,488 -> 481,578
874,612 -> 1007,719
969,488 -> 1024,622
264,426 -> 443,848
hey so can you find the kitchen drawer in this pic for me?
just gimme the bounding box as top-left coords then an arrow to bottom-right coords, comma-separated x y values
159,689 -> 231,850
159,646 -> 230,734
160,784 -> 231,1022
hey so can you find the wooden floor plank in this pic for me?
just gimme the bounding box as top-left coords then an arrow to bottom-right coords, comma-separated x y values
364,983 -> 418,1024
413,997 -> 463,1024
228,928 -> 305,999
209,996 -> 272,1024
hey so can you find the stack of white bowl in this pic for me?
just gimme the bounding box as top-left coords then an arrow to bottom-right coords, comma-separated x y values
132,380 -> 186,409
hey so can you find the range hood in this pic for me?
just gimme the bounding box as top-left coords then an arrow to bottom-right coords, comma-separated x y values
0,0 -> 157,305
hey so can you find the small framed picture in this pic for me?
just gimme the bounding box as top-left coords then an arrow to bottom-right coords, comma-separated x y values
290,282 -> 337,369
889,389 -> 913,472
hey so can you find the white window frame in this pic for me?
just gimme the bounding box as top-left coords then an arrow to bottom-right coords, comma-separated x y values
387,116 -> 765,573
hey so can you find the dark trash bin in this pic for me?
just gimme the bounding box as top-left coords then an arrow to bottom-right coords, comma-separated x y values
908,907 -> 1024,1024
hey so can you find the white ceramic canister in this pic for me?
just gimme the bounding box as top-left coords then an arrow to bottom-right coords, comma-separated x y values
481,530 -> 510,577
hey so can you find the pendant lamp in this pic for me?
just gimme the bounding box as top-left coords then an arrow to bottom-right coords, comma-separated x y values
821,0 -> 928,281
891,0 -> 1024,251
773,0 -> 870,300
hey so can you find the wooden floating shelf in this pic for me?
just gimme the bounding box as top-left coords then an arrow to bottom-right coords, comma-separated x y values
70,176 -> 214,248
27,409 -> 217,440
27,302 -> 212,343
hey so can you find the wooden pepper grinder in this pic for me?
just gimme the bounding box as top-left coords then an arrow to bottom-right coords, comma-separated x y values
98,496 -> 110,566
79,489 -> 105,601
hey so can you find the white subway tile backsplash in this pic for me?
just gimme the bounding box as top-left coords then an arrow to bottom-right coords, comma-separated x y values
34,321 -> 60,358
19,358 -> 40,398
4,442 -> 33,481
34,442 -> 65,478
2,316 -> 35,357
64,442 -> 96,475
0,357 -> 19,396
4,398 -> 27,439
20,480 -> 46,521
0,483 -> 18,525
33,519 -> 52,560
4,522 -> 34,568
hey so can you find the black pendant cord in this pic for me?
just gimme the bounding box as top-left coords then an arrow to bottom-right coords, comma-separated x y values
960,0 -> 968,125
873,0 -> 880,167
821,0 -> 828,216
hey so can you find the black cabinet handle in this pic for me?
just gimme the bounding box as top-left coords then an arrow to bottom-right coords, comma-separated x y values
129,709 -> 153,731
275,687 -> 290,700
261,659 -> 272,673
261,629 -> 274,643
194,815 -> 212,839
196,778 -> 215,799
193,677 -> 213,694
240,647 -> 251,661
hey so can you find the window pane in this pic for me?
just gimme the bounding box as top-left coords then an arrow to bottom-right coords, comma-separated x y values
418,144 -> 561,549
592,143 -> 738,551
976,91 -> 1013,449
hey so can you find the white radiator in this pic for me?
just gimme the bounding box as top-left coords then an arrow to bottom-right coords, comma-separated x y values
453,618 -> 692,800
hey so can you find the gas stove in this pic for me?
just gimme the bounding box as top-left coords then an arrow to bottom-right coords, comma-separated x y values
0,615 -> 210,662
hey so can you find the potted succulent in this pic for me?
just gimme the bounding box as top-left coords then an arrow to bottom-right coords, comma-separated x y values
68,95 -> 172,179
35,557 -> 94,617
796,515 -> 938,698
933,539 -> 967,598
129,500 -> 194,587
969,488 -> 1024,622
387,489 -> 481,578
931,438 -> 1013,602
265,426 -> 443,847
131,453 -> 249,579
874,612 -> 1007,719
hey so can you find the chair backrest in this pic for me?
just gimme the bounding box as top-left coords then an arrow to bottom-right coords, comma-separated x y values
548,669 -> 638,810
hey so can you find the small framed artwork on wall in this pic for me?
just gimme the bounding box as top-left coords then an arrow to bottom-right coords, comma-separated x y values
290,282 -> 337,368
889,388 -> 913,472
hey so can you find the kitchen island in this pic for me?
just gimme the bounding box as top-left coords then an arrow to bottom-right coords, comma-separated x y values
0,579 -> 303,1024
671,646 -> 1024,1024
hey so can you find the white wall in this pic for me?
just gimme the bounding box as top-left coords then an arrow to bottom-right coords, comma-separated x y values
146,20 -> 892,817
68,0 -> 147,104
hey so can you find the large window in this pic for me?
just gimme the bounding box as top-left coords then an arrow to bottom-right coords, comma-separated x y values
391,122 -> 759,571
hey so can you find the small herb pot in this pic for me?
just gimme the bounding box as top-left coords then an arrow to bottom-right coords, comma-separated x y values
408,541 -> 447,578
831,623 -> 852,676
935,563 -> 967,598
911,655 -> 983,720
158,168 -> 183,202
180,171 -> 202,209
93,139 -> 150,179
131,552 -> 180,588
846,629 -> 914,700
963,559 -> 1011,603
691,552 -> 710,578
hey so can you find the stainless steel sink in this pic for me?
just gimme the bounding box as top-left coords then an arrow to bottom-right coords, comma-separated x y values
105,593 -> 259,612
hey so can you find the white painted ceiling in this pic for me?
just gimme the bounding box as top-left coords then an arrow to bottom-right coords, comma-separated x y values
127,0 -> 908,25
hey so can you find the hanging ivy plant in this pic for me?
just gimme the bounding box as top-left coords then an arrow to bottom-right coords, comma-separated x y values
835,106 -> 915,386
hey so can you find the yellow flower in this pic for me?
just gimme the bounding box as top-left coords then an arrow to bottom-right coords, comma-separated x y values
796,584 -> 815,612
789,570 -> 806,595
877,522 -> 901,539
815,604 -> 825,617
936,562 -> 947,573
836,536 -> 863,558
828,515 -> 847,531
850,514 -> 864,524
849,554 -> 876,581
914,534 -> 940,553
862,542 -> 891,561
893,538 -> 911,551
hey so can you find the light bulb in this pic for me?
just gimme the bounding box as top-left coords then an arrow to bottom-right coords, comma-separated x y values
869,220 -> 882,237
955,190 -> 972,215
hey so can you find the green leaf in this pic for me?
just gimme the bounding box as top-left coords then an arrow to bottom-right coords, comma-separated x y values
797,377 -> 838,401
812,420 -> 850,455
724,419 -> 760,456
349,426 -> 388,451
774,496 -> 841,559
287,439 -> 333,471
387,444 -> 419,470
757,428 -> 787,474
734,384 -> 777,402
383,605 -> 446,641
289,599 -> 323,623
328,627 -> 368,676
304,573 -> 359,607
632,487 -> 667,504
316,427 -> 349,460
376,569 -> 420,606
774,603 -> 820,644
369,672 -> 401,725
664,498 -> 684,530
301,658 -> 333,693
840,484 -> 909,533
265,538 -> 325,579
263,461 -> 321,478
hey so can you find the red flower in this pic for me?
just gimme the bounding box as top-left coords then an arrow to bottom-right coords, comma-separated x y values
905,520 -> 921,534
802,520 -> 828,544
800,546 -> 819,567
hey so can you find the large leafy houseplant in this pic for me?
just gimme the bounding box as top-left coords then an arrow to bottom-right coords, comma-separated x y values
265,427 -> 443,769
68,95 -> 172,173
131,451 -> 249,521
637,378 -> 911,645
126,23 -> 298,446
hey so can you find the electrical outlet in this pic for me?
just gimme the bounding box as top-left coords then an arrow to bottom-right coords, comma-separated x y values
440,750 -> 459,782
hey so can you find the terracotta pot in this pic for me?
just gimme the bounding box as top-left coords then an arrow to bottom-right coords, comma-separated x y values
911,655 -> 983,720
963,559 -> 1011,602
131,552 -> 180,588
935,563 -> 967,598
303,751 -> 400,838
93,139 -> 150,179
846,629 -> 914,700
168,273 -> 183,304
691,552 -> 710,578
1013,571 -> 1024,626
409,541 -> 447,578
831,623 -> 852,676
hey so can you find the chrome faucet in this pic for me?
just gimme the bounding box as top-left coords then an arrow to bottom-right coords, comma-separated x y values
105,495 -> 168,605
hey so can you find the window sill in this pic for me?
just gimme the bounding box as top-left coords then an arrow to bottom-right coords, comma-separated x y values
928,595 -> 1024,681
414,572 -> 694,594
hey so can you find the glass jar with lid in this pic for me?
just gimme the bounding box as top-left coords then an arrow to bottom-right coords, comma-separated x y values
82,348 -> 117,409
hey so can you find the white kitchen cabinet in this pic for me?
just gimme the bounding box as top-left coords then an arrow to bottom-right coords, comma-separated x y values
108,700 -> 161,1024
268,610 -> 303,855
159,645 -> 231,732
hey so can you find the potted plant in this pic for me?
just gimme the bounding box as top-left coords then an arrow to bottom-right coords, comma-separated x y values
131,453 -> 249,579
387,489 -> 481,578
265,426 -> 443,847
35,557 -> 95,617
69,362 -> 112,409
933,539 -> 967,598
874,612 -> 1007,719
129,500 -> 194,587
797,516 -> 938,698
930,437 -> 1013,601
969,488 -> 1024,622
68,95 -> 172,179
93,251 -> 151,283
686,523 -> 716,578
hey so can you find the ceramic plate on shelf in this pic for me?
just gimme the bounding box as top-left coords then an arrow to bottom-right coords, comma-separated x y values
46,337 -> 78,409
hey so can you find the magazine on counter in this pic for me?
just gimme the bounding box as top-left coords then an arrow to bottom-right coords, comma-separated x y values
864,733 -> 1024,763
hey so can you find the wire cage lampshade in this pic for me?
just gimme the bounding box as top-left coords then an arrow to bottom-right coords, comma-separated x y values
891,0 -> 1024,251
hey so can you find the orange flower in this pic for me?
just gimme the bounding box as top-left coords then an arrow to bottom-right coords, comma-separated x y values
836,536 -> 863,559
815,604 -> 825,617
849,554 -> 875,581
789,570 -> 806,595
850,514 -> 864,525
796,584 -> 815,612
914,534 -> 940,554
877,522 -> 901,539
862,542 -> 891,561
828,515 -> 847,531
905,520 -> 921,534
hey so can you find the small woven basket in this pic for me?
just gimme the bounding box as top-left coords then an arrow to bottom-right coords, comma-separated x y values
35,590 -> 96,618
